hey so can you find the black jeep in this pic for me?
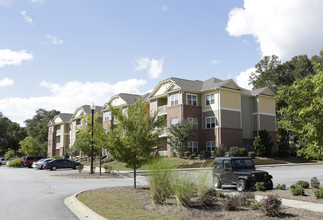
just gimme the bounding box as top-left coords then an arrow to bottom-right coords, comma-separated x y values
212,157 -> 273,192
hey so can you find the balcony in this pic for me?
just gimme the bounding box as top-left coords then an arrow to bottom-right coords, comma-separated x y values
56,143 -> 61,149
159,128 -> 168,137
157,105 -> 167,115
55,129 -> 61,135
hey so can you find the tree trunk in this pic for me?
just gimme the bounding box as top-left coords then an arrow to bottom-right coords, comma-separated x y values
134,164 -> 137,188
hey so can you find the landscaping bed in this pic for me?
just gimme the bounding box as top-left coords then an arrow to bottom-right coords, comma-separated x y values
50,171 -> 123,179
77,186 -> 323,220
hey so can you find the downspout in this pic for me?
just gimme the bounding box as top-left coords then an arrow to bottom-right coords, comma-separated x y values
218,90 -> 221,146
257,96 -> 260,136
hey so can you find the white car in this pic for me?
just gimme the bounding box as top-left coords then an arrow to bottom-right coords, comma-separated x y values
0,158 -> 9,165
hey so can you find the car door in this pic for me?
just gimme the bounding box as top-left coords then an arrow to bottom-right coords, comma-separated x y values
221,159 -> 234,184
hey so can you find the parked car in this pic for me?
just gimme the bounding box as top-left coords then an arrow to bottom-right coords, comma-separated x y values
33,158 -> 53,169
212,157 -> 273,192
43,159 -> 83,171
0,158 -> 9,165
23,156 -> 46,168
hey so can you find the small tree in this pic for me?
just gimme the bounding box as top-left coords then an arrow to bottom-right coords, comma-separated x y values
73,114 -> 108,157
167,120 -> 196,158
106,98 -> 165,188
253,130 -> 274,157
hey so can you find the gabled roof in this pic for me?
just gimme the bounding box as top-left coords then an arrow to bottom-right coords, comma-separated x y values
48,113 -> 73,126
102,93 -> 150,111
72,105 -> 103,119
250,87 -> 275,97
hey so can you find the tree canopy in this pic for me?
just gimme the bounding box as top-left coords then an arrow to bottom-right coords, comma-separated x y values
277,68 -> 323,159
106,98 -> 166,188
19,136 -> 47,156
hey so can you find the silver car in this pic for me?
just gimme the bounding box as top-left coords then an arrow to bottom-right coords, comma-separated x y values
0,158 -> 9,165
33,158 -> 53,169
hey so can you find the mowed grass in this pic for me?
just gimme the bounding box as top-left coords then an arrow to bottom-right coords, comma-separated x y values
77,189 -> 178,220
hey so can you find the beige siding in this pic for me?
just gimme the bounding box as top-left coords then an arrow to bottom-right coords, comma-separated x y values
220,89 -> 241,110
259,96 -> 275,115
111,97 -> 126,107
154,81 -> 172,96
201,91 -> 219,111
54,117 -> 63,124
150,99 -> 158,114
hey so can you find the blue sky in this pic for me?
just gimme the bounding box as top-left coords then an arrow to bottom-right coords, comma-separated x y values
0,0 -> 322,125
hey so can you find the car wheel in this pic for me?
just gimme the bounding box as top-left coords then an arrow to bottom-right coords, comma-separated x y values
213,176 -> 222,189
266,180 -> 273,190
236,179 -> 246,192
51,166 -> 57,171
40,165 -> 43,170
28,163 -> 33,168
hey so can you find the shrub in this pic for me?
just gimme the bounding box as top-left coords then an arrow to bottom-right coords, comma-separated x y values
222,195 -> 240,211
248,151 -> 256,159
190,153 -> 196,159
314,187 -> 323,199
171,152 -> 177,157
4,149 -> 15,158
184,151 -> 190,157
197,188 -> 218,207
196,170 -> 210,198
260,195 -> 281,217
103,164 -> 113,173
53,156 -> 62,159
239,148 -> 247,156
250,200 -> 261,210
216,192 -> 226,198
211,150 -> 215,157
199,151 -> 211,160
215,145 -> 226,157
237,192 -> 255,207
229,146 -> 239,157
311,177 -> 320,189
296,180 -> 309,189
76,165 -> 83,173
148,158 -> 172,204
291,186 -> 305,196
8,160 -> 22,167
255,182 -> 266,191
276,184 -> 286,190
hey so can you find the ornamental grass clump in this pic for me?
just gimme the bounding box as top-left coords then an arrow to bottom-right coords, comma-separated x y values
147,158 -> 173,204
276,184 -> 286,190
170,171 -> 196,207
8,160 -> 22,167
255,182 -> 266,191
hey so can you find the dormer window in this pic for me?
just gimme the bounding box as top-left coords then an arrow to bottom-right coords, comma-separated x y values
187,94 -> 197,106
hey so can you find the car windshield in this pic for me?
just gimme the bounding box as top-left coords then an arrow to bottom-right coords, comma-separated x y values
231,159 -> 254,169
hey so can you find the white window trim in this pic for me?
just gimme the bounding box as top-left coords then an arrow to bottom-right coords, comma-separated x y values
170,118 -> 179,126
187,117 -> 198,129
188,141 -> 198,153
186,93 -> 198,106
205,116 -> 216,129
103,112 -> 111,121
170,93 -> 179,106
206,141 -> 215,152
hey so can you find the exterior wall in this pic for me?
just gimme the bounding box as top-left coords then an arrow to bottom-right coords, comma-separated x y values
167,104 -> 182,126
182,92 -> 201,106
260,115 -> 276,131
47,128 -> 55,157
154,81 -> 172,96
221,110 -> 240,129
111,97 -> 126,107
150,99 -> 158,114
219,128 -> 243,148
220,89 -> 241,110
241,96 -> 253,139
259,96 -> 275,115
167,92 -> 183,106
201,90 -> 219,112
202,110 -> 218,129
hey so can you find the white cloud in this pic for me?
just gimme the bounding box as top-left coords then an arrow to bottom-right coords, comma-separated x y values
0,77 -> 14,87
21,10 -> 32,24
211,59 -> 219,65
45,34 -> 64,45
135,57 -> 164,79
0,79 -> 147,125
226,0 -> 323,60
0,0 -> 12,6
233,67 -> 256,90
162,5 -> 168,12
0,49 -> 33,68
31,0 -> 45,4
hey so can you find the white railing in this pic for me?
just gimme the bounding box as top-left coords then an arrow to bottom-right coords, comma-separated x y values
56,143 -> 61,149
157,105 -> 167,115
55,129 -> 61,135
158,150 -> 168,156
159,128 -> 168,137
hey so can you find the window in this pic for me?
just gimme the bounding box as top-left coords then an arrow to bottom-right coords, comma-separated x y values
170,93 -> 179,106
206,93 -> 215,105
188,141 -> 198,153
206,116 -> 216,129
49,126 -> 53,133
103,112 -> 111,121
187,94 -> 197,106
170,118 -> 179,126
49,139 -> 52,146
206,141 -> 215,152
187,117 -> 198,129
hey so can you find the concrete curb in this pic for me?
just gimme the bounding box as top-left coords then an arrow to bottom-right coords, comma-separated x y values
64,191 -> 107,220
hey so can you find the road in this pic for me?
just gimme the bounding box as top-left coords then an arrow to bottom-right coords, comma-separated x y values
1,164 -> 323,219
0,166 -> 147,220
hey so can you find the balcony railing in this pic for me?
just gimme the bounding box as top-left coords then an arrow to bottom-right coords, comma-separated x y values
159,128 -> 168,137
157,105 -> 167,115
55,129 -> 61,135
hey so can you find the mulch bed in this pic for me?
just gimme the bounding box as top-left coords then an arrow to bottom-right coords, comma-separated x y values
81,186 -> 323,220
51,171 -> 123,179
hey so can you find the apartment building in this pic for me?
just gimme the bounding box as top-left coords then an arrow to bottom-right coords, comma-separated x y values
47,105 -> 103,158
101,93 -> 150,131
149,77 -> 277,156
